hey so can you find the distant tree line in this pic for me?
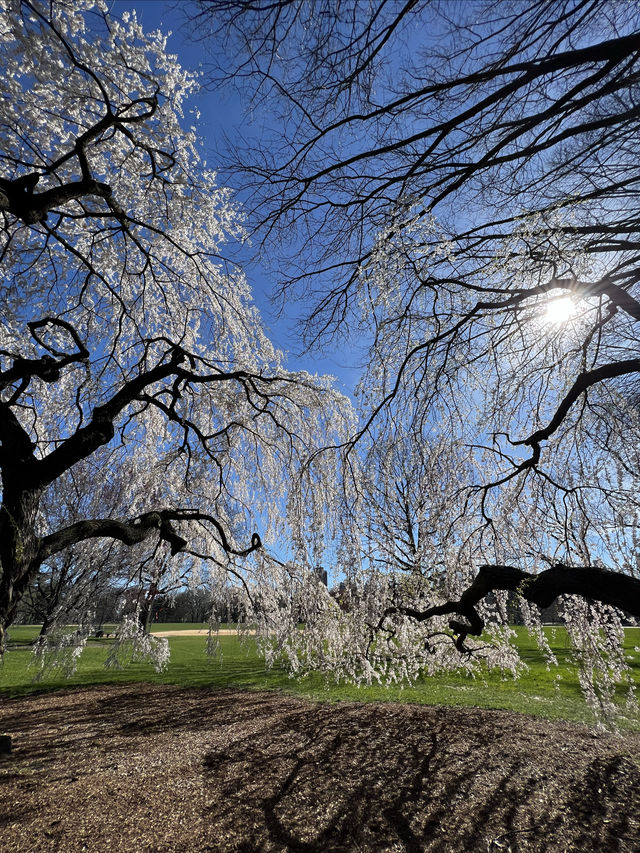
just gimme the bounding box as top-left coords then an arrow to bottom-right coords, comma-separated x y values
12,581 -> 250,629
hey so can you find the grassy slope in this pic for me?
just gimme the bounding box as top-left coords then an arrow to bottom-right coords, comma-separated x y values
1,625 -> 639,729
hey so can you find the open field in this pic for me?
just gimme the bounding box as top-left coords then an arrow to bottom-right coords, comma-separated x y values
2,625 -> 639,728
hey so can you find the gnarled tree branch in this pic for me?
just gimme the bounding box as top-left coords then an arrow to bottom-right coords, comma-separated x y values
387,564 -> 640,651
37,508 -> 262,564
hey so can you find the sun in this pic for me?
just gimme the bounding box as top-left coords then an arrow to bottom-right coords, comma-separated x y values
545,296 -> 574,324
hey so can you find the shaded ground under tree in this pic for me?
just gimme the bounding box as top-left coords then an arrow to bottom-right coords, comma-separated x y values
1,685 -> 639,852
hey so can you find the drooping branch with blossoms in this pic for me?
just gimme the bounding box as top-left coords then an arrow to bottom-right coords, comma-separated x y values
0,0 -> 352,660
195,0 -> 640,717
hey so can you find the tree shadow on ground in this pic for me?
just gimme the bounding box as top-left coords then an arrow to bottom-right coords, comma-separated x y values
195,694 -> 640,852
0,685 -> 639,852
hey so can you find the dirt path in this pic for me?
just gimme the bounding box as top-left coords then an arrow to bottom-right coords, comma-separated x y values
149,629 -> 248,637
1,684 -> 639,852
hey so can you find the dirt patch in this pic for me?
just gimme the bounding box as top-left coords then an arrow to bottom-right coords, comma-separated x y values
149,629 -> 246,637
1,685 -> 639,852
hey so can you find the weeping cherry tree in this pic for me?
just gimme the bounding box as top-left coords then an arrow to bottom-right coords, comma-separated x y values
0,0 -> 351,662
191,0 -> 640,716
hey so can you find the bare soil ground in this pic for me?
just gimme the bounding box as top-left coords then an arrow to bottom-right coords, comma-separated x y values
1,685 -> 639,852
149,630 -> 239,637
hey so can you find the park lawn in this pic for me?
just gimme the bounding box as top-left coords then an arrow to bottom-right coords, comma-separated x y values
6,623 -> 233,641
1,624 -> 638,730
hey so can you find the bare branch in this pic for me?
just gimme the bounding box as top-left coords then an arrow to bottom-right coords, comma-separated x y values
386,563 -> 640,650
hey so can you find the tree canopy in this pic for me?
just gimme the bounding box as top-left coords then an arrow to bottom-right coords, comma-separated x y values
191,0 -> 640,715
3,0 -> 640,720
0,0 -> 350,659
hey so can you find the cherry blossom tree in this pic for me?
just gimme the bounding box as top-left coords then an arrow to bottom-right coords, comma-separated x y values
190,0 -> 640,714
360,425 -> 474,582
0,0 -> 351,658
24,449 -> 194,636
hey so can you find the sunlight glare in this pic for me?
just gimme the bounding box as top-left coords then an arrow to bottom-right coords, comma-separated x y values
545,296 -> 574,324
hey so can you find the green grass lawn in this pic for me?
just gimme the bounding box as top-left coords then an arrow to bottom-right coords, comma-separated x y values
2,624 -> 639,729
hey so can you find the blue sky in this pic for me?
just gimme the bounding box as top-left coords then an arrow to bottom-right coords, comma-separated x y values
111,0 -> 362,399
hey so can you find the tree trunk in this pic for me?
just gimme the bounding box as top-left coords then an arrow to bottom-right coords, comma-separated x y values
137,585 -> 158,633
39,613 -> 54,639
137,602 -> 152,633
0,486 -> 43,654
